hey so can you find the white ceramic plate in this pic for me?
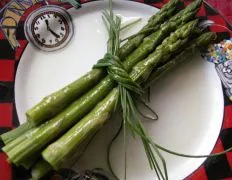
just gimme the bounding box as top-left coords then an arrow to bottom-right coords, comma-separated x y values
15,1 -> 224,179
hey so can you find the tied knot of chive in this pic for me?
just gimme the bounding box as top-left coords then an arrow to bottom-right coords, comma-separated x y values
93,6 -> 142,96
94,53 -> 143,95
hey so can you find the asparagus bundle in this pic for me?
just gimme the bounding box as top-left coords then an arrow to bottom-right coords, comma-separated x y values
42,19 -> 199,170
28,31 -> 216,179
2,0 -> 202,166
25,0 -> 180,127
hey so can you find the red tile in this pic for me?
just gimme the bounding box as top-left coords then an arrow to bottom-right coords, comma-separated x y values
222,105 -> 232,130
163,0 -> 170,4
197,5 -> 206,17
187,165 -> 208,180
211,139 -> 224,154
0,60 -> 14,81
0,30 -> 6,40
208,15 -> 227,32
0,153 -> 12,180
0,103 -> 13,128
224,177 -> 232,180
208,16 -> 227,26
0,0 -> 8,9
152,2 -> 164,9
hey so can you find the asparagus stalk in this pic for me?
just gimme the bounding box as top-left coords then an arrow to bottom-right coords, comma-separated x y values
118,0 -> 179,59
42,20 -> 199,170
0,122 -> 39,169
143,32 -> 217,88
26,69 -> 105,126
3,0 -> 202,164
0,122 -> 33,144
26,0 -> 179,127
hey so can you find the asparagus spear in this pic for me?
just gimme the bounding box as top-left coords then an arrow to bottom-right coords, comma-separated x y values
3,0 -> 202,163
0,122 -> 33,144
42,20 -> 199,170
143,32 -> 217,88
26,0 -> 179,127
118,0 -> 179,59
26,69 -> 106,126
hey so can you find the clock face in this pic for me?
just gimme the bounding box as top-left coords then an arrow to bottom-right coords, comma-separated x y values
25,5 -> 73,51
32,11 -> 68,48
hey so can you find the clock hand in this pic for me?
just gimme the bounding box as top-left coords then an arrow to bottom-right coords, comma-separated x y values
45,19 -> 49,30
45,19 -> 60,38
48,28 -> 60,38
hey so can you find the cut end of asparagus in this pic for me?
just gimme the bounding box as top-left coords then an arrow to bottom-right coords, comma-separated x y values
26,104 -> 51,127
31,160 -> 52,180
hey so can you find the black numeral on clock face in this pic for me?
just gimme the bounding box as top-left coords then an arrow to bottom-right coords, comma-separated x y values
58,19 -> 63,24
40,15 -> 45,20
60,32 -> 64,37
36,21 -> 40,25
